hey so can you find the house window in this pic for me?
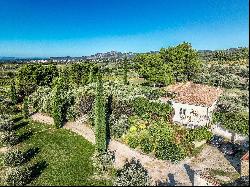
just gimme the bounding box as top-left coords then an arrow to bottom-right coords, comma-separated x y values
183,109 -> 186,115
179,108 -> 183,115
180,108 -> 186,115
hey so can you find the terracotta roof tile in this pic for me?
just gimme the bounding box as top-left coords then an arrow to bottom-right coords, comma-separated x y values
166,81 -> 223,107
241,151 -> 249,161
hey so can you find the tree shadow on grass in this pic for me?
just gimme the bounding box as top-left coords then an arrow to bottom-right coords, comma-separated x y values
13,120 -> 29,131
12,115 -> 23,123
23,147 -> 40,163
28,160 -> 48,183
18,131 -> 33,143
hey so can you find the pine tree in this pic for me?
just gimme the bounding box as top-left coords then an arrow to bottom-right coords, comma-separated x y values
23,96 -> 29,119
94,74 -> 107,152
10,84 -> 18,104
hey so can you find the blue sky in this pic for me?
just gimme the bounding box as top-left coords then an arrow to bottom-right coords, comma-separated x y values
0,0 -> 249,57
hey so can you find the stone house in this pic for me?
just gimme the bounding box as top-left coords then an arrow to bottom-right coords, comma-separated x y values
161,81 -> 223,128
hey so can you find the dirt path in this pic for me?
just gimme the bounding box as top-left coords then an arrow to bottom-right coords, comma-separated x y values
31,113 -> 54,125
0,147 -> 8,154
31,113 -> 238,186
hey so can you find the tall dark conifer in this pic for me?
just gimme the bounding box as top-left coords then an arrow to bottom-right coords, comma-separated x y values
10,84 -> 18,104
94,74 -> 107,152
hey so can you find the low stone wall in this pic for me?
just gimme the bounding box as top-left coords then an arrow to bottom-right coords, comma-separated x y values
211,124 -> 249,143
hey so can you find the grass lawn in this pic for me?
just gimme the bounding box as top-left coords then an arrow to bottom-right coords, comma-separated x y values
1,119 -> 112,186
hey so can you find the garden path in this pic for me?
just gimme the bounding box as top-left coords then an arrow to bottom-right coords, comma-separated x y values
0,147 -> 8,154
31,113 -> 238,186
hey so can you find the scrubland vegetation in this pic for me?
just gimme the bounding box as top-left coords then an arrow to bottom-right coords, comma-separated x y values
0,43 -> 248,185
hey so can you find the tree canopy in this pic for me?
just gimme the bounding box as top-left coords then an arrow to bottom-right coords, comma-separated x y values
134,42 -> 201,85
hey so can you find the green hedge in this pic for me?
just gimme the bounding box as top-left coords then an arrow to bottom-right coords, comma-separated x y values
132,97 -> 172,120
213,111 -> 249,136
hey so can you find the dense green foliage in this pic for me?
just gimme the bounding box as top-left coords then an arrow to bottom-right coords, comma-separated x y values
213,89 -> 249,135
198,47 -> 249,62
134,53 -> 173,86
92,150 -> 115,177
186,127 -> 213,142
4,166 -> 33,186
114,158 -> 151,186
23,96 -> 29,119
134,42 -> 201,85
15,64 -> 58,97
132,97 -> 172,120
123,57 -> 129,85
10,84 -> 18,104
160,42 -> 201,81
3,149 -> 25,167
4,44 -> 247,166
51,77 -> 69,128
94,75 -> 107,152
213,112 -> 249,135
192,63 -> 249,90
123,117 -> 211,162
67,63 -> 90,85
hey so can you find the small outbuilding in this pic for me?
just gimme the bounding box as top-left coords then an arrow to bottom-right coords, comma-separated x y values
161,81 -> 223,128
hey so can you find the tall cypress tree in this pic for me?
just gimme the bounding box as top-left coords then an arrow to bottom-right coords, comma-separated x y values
23,96 -> 29,119
94,74 -> 107,152
52,77 -> 64,129
123,57 -> 129,85
10,84 -> 18,104
88,66 -> 94,84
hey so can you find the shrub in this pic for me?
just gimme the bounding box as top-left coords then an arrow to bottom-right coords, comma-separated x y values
126,132 -> 140,149
132,97 -> 172,120
111,99 -> 134,119
0,131 -> 19,146
68,63 -> 90,86
213,111 -> 249,135
0,116 -> 15,132
142,88 -> 166,100
92,150 -> 115,176
155,141 -> 187,162
65,105 -> 77,121
109,114 -> 130,139
3,149 -> 25,167
15,64 -> 58,97
52,91 -> 63,128
138,130 -> 154,154
186,127 -> 213,142
28,86 -> 52,114
114,158 -> 151,186
4,166 -> 32,186
74,94 -> 95,117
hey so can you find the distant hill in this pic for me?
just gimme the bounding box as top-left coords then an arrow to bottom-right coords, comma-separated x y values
1,47 -> 248,63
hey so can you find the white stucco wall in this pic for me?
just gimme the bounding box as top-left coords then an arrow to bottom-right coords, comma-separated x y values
211,123 -> 249,143
171,100 -> 215,127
